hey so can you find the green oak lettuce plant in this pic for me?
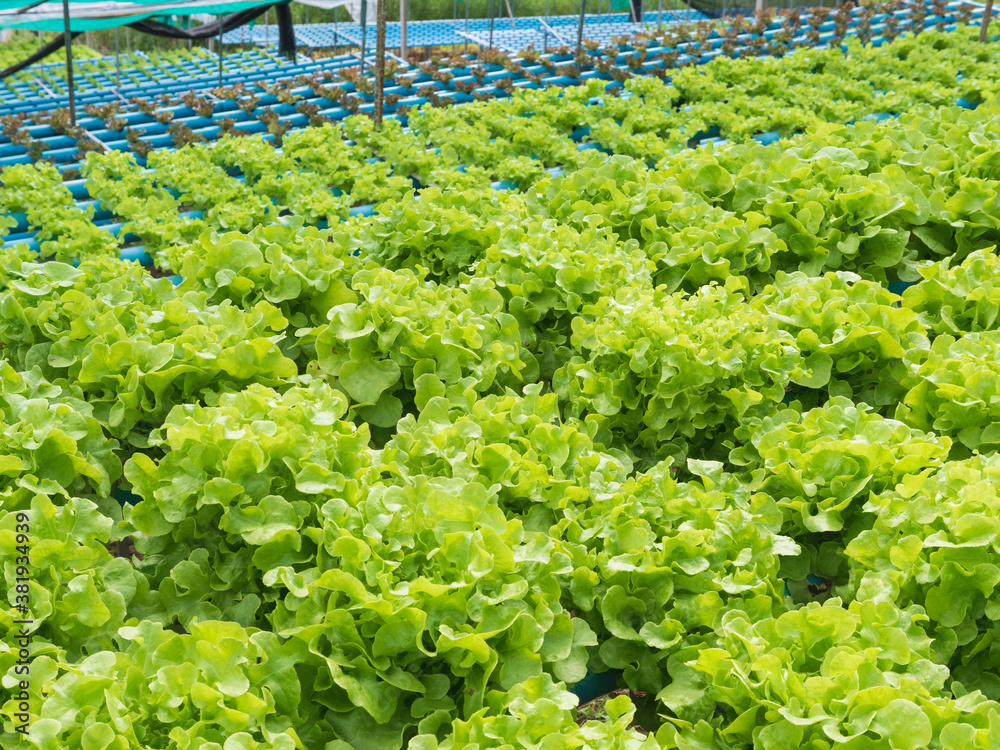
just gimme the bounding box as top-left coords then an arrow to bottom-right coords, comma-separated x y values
0,363 -> 120,502
903,247 -> 1000,336
526,154 -> 779,295
205,133 -> 357,223
123,383 -> 594,747
476,110 -> 583,170
267,470 -> 592,747
893,331 -> 1000,455
146,145 -> 278,233
551,459 -> 797,697
472,220 -> 652,378
752,270 -> 928,406
526,155 -> 686,245
408,673 -> 658,750
0,257 -> 297,444
358,188 -> 527,284
656,595 -> 1000,750
588,118 -> 675,163
732,396 -> 951,590
845,452 -> 1000,698
671,135 -> 924,280
314,266 -> 535,429
82,150 -> 206,264
0,162 -> 118,264
176,221 -> 368,334
342,116 -> 463,188
735,398 -> 951,537
280,123 -> 413,206
0,494 -> 158,661
0,365 -> 156,659
0,620 -> 310,749
641,193 -> 780,294
921,175 -> 1000,267
122,381 -> 375,630
554,277 -> 800,466
382,384 -> 634,527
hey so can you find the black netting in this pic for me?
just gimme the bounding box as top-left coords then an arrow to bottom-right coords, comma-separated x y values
682,0 -> 843,19
0,1 -> 296,80
0,32 -> 81,80
127,3 -> 277,40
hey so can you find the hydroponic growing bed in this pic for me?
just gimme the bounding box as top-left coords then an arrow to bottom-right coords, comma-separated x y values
1,6 -> 995,269
0,0 -> 981,175
3,9 -> 1000,750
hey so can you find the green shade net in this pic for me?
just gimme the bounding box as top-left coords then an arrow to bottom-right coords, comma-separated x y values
0,0 -> 277,30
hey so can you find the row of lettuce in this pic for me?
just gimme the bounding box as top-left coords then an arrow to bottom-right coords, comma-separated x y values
2,25 -> 1000,269
2,30 -> 1000,750
0,0 -> 983,169
5,362 -> 996,748
4,73 -> 1000,746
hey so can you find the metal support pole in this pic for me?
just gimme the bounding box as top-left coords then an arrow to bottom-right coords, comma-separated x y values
126,26 -> 131,53
658,0 -> 663,28
115,26 -> 120,89
400,0 -> 408,61
218,14 -> 224,88
489,0 -> 495,48
544,0 -> 549,50
465,0 -> 469,52
62,0 -> 75,126
360,0 -> 368,74
374,0 -> 386,127
265,8 -> 269,50
981,0 -> 995,42
576,0 -> 586,54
